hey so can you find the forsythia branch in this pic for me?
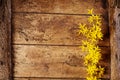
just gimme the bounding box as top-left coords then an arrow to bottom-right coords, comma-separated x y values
78,9 -> 104,80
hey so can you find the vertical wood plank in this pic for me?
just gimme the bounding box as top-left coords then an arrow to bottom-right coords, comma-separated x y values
0,0 -> 12,79
109,0 -> 120,80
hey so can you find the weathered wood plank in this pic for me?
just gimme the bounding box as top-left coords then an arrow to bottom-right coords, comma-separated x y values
14,78 -> 81,80
14,78 -> 110,80
12,0 -> 108,15
13,45 -> 110,78
12,13 -> 109,46
14,77 -> 85,80
109,0 -> 120,79
0,0 -> 12,79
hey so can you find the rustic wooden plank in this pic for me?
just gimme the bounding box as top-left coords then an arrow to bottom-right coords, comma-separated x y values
14,78 -> 85,80
12,0 -> 108,15
13,45 -> 110,78
109,0 -> 120,80
12,13 -> 109,46
14,78 -> 110,80
0,0 -> 12,79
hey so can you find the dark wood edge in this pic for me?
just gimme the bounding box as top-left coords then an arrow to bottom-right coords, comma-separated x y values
0,0 -> 12,80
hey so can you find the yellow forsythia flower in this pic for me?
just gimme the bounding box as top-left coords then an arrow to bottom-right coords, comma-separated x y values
88,8 -> 93,15
78,9 -> 104,80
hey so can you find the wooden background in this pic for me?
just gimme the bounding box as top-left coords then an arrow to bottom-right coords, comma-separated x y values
11,0 -> 110,80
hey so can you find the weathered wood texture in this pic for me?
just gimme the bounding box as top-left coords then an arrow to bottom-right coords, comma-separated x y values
14,78 -> 110,80
109,0 -> 120,80
0,0 -> 12,79
13,45 -> 110,78
12,0 -> 110,80
14,78 -> 85,80
12,0 -> 108,15
12,13 -> 109,46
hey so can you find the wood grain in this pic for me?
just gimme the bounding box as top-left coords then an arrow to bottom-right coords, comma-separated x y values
12,0 -> 108,15
14,78 -> 110,80
14,78 -> 82,80
13,45 -> 110,78
12,13 -> 109,46
0,0 -> 12,79
12,0 -> 110,79
109,0 -> 120,79
14,78 -> 86,80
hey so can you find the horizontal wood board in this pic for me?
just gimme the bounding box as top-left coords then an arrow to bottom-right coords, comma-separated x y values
12,0 -> 108,15
12,13 -> 109,46
14,78 -> 110,80
13,45 -> 110,78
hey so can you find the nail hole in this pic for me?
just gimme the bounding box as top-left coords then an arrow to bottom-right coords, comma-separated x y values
0,61 -> 4,66
115,54 -> 118,60
118,14 -> 120,17
2,47 -> 4,50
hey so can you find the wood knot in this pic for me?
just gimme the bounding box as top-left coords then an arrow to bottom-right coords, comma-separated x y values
0,61 -> 4,66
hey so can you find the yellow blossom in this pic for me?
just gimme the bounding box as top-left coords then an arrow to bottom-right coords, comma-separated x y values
88,16 -> 94,23
88,8 -> 93,15
78,9 -> 104,80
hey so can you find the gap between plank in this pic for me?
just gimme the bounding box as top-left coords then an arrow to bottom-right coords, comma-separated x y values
13,11 -> 103,16
14,77 -> 110,80
12,43 -> 110,47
